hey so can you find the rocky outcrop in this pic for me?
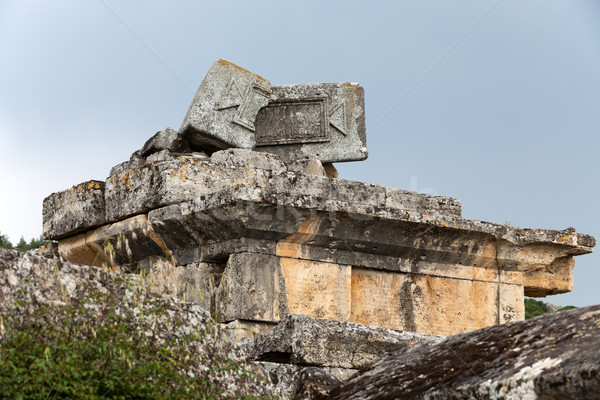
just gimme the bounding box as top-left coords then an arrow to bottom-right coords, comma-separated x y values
246,314 -> 441,397
302,305 -> 600,400
41,59 -> 596,340
0,248 -> 274,398
42,148 -> 595,336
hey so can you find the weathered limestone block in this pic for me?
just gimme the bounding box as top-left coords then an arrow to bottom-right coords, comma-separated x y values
286,159 -> 327,177
349,268 -> 518,335
249,314 -> 441,370
497,242 -> 577,296
254,83 -> 367,163
294,368 -> 345,400
177,262 -> 225,312
260,362 -> 355,400
57,215 -> 170,272
104,155 -> 270,221
216,253 -> 351,324
43,180 -> 106,240
103,150 -> 465,231
180,59 -> 272,150
143,183 -> 593,301
385,187 -> 462,218
314,305 -> 600,400
279,257 -> 351,321
57,232 -> 111,268
222,320 -> 277,342
216,253 -> 288,322
136,127 -> 191,157
211,148 -> 286,171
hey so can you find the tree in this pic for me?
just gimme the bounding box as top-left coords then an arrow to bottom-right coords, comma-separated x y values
15,236 -> 28,252
28,235 -> 48,250
0,231 -> 49,252
0,231 -> 13,249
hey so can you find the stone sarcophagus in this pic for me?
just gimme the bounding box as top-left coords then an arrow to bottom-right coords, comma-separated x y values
43,60 -> 595,337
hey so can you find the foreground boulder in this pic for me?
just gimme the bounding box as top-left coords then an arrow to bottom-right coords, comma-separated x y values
247,314 -> 441,397
0,249 -> 274,398
301,304 -> 600,399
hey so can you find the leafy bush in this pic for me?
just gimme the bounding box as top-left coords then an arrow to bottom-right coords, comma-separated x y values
524,298 -> 548,320
0,277 -> 273,399
557,305 -> 577,312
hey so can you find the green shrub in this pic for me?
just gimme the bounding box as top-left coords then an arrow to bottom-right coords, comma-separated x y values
0,280 -> 273,399
557,305 -> 577,312
524,298 -> 547,320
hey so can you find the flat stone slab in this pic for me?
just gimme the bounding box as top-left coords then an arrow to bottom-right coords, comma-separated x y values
248,314 -> 441,369
254,83 -> 367,163
179,60 -> 368,163
180,59 -> 272,150
103,152 -> 460,223
42,180 -> 106,239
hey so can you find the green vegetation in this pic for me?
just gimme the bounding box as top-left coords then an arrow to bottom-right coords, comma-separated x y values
557,305 -> 577,312
0,231 -> 48,252
524,298 -> 547,319
0,231 -> 13,249
0,279 -> 273,399
524,298 -> 578,319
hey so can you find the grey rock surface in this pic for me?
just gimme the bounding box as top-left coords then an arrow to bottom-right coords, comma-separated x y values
180,59 -> 271,150
0,248 -> 274,398
286,159 -> 328,177
254,83 -> 367,163
211,147 -> 286,171
294,368 -> 344,400
42,180 -> 106,239
259,362 -> 351,400
216,252 -> 289,323
309,305 -> 600,400
137,127 -> 191,157
102,152 -> 462,223
249,314 -> 442,370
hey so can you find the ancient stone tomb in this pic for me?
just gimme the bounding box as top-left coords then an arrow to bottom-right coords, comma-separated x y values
43,59 -> 595,337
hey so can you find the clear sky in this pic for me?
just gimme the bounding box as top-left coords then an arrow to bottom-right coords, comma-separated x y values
1,0 -> 598,307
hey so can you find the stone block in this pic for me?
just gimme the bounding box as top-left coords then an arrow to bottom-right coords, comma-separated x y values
57,232 -> 110,268
180,59 -> 271,150
385,187 -> 462,217
249,314 -> 441,369
178,262 -> 225,311
222,320 -> 276,342
258,362 -> 357,400
211,148 -> 285,171
330,179 -> 386,207
104,155 -> 270,221
268,170 -> 332,200
499,283 -> 524,323
285,159 -> 327,177
216,253 -> 286,322
498,242 -> 577,296
254,83 -> 367,163
279,257 -> 351,321
216,253 -> 351,323
57,215 -> 170,272
350,268 -> 501,335
43,180 -> 106,240
138,127 -> 190,157
85,214 -> 169,270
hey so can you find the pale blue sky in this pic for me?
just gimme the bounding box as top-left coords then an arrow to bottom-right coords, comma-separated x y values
1,0 -> 598,306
